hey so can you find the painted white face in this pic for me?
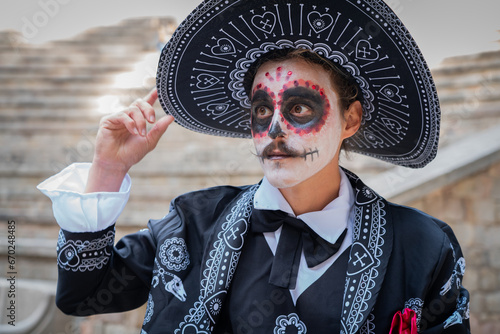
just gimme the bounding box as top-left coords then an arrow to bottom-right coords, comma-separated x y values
251,58 -> 345,189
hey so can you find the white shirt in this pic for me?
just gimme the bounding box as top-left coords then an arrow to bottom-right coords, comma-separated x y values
37,163 -> 355,303
254,171 -> 355,303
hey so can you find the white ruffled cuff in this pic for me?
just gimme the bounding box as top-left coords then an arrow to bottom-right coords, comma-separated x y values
37,163 -> 131,233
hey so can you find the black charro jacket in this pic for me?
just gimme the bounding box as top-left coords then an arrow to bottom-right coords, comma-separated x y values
55,169 -> 470,334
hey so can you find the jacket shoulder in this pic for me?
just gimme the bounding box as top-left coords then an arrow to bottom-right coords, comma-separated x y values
173,184 -> 254,212
148,184 -> 257,241
386,202 -> 457,248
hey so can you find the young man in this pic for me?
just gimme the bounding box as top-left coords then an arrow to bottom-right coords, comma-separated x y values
38,0 -> 470,333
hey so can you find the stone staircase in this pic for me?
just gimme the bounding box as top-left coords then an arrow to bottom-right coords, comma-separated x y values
0,17 -> 179,279
0,18 -> 266,301
432,49 -> 500,147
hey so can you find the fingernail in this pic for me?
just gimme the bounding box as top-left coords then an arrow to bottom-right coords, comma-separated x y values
150,116 -> 155,122
141,128 -> 146,136
133,127 -> 139,135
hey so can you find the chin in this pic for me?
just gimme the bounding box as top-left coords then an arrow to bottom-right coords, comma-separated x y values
266,177 -> 302,189
263,169 -> 309,189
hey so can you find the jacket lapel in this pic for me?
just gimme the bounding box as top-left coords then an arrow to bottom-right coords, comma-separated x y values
176,184 -> 259,333
340,168 -> 394,334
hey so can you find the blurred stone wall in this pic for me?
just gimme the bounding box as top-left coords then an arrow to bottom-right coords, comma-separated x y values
410,162 -> 500,333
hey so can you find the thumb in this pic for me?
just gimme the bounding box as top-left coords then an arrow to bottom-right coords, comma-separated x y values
147,115 -> 175,148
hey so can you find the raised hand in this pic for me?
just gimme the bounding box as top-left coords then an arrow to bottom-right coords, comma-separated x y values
85,89 -> 174,193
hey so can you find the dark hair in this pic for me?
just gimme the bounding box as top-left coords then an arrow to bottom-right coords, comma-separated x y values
243,48 -> 362,112
243,48 -> 362,153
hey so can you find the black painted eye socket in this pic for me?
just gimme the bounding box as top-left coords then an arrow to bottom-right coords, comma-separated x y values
282,101 -> 320,126
281,87 -> 325,129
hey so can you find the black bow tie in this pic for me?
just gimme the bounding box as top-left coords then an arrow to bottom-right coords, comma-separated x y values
251,209 -> 347,289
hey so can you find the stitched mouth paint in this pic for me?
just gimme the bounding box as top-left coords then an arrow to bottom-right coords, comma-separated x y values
257,140 -> 320,163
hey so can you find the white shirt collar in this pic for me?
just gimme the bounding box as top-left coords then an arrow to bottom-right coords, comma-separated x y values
254,168 -> 355,244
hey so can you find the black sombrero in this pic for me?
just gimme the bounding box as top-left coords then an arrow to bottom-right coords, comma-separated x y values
156,0 -> 440,168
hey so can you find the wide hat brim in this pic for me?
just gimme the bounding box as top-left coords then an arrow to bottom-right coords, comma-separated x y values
157,0 -> 440,168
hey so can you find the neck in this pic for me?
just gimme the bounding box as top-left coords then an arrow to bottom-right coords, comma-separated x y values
279,159 -> 342,216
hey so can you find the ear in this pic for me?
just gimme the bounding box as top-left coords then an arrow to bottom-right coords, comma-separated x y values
341,100 -> 362,140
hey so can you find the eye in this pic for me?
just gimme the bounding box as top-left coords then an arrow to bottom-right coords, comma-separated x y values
290,104 -> 312,117
254,106 -> 273,119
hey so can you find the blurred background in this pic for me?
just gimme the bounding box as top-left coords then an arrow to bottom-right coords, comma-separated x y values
0,0 -> 499,333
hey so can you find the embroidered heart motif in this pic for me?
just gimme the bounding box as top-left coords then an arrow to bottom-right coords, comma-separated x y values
223,218 -> 248,251
379,84 -> 403,104
181,324 -> 208,334
196,74 -> 220,90
307,11 -> 334,34
204,291 -> 227,323
206,103 -> 230,117
356,185 -> 378,205
356,39 -> 379,61
347,242 -> 375,276
58,242 -> 80,268
381,117 -> 403,135
251,12 -> 276,34
211,38 -> 236,55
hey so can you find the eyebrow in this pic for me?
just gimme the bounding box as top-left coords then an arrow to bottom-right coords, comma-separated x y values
251,89 -> 273,104
282,86 -> 323,104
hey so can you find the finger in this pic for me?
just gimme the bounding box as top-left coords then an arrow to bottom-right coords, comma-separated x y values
147,115 -> 175,149
132,98 -> 157,123
126,106 -> 148,136
104,112 -> 140,136
143,88 -> 158,107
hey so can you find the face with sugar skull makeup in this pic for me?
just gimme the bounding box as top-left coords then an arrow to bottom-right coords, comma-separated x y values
251,58 -> 359,189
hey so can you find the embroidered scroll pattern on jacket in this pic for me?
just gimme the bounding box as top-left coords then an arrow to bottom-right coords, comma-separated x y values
57,229 -> 114,272
175,185 -> 258,334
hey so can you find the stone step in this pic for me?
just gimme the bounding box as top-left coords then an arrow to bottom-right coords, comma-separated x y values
432,52 -> 500,77
436,50 -> 500,68
433,68 -> 500,90
0,74 -> 114,88
440,100 -> 500,119
0,93 -> 149,109
0,64 -> 133,77
0,53 -> 142,66
437,82 -> 500,105
0,98 -> 99,110
0,43 -> 150,56
0,86 -> 147,98
49,40 -> 156,52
